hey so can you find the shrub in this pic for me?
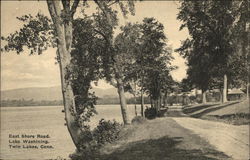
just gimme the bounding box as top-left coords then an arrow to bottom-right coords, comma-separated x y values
131,116 -> 147,124
92,119 -> 122,145
70,119 -> 122,160
144,107 -> 157,119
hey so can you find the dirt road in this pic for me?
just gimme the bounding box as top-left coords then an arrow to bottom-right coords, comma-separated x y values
101,118 -> 231,160
173,117 -> 249,160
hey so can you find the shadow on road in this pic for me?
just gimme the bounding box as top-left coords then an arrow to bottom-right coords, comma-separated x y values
183,104 -> 218,114
101,136 -> 230,160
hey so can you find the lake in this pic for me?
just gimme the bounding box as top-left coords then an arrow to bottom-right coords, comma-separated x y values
0,105 -> 141,160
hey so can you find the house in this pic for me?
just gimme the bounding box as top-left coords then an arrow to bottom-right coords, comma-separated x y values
227,89 -> 245,101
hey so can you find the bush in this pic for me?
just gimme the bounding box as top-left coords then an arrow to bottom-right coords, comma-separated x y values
70,119 -> 122,160
92,119 -> 122,145
144,107 -> 157,119
131,116 -> 147,124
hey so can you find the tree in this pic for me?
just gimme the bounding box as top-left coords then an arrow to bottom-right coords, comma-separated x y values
114,22 -> 142,116
176,1 -> 219,103
114,18 -> 174,116
138,18 -> 174,113
177,0 -> 240,103
92,13 -> 134,125
161,75 -> 176,107
70,17 -> 108,129
179,78 -> 193,93
1,0 -> 136,149
230,0 -> 250,98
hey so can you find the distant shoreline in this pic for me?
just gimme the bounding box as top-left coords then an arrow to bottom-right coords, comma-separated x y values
1,97 -> 150,107
0,103 -> 142,107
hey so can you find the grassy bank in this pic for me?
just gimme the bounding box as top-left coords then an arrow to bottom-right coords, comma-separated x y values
183,99 -> 249,125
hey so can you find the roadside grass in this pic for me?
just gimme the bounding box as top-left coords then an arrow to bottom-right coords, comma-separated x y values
164,110 -> 188,117
183,99 -> 249,125
206,99 -> 249,115
202,113 -> 250,125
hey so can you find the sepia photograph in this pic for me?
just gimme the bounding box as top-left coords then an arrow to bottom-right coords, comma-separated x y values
0,0 -> 249,159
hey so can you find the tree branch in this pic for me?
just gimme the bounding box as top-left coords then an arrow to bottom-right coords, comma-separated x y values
62,0 -> 70,12
70,0 -> 80,17
94,0 -> 112,24
52,0 -> 62,18
107,0 -> 119,7
93,29 -> 110,44
46,0 -> 58,25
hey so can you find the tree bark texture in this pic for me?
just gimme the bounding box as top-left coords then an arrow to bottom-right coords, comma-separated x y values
47,0 -> 81,149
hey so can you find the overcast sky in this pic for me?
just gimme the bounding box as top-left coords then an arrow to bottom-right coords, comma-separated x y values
1,1 -> 189,91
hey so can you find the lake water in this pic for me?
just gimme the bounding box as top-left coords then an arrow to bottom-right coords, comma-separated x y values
0,105 -> 141,160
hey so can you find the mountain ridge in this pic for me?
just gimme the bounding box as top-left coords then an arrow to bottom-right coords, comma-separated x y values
1,86 -> 132,101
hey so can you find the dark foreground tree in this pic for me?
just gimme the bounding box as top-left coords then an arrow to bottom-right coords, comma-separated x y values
1,0 -> 136,149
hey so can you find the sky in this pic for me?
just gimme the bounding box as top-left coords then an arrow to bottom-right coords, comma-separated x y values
1,1 -> 189,91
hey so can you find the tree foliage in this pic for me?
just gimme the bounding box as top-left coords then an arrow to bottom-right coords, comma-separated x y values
176,0 -> 248,94
114,18 -> 175,110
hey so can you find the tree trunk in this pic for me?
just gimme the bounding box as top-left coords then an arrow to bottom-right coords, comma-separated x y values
247,82 -> 249,99
134,95 -> 137,116
47,1 -> 81,149
134,83 -> 137,116
159,93 -> 162,108
155,97 -> 161,114
116,77 -> 130,125
195,88 -> 198,98
58,55 -> 82,148
150,96 -> 153,108
153,99 -> 157,113
202,89 -> 207,104
140,72 -> 145,117
134,104 -> 137,116
219,88 -> 223,103
141,89 -> 144,117
163,92 -> 168,107
152,97 -> 160,116
223,74 -> 228,103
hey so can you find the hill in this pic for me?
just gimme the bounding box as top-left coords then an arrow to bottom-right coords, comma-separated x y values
1,86 -> 132,101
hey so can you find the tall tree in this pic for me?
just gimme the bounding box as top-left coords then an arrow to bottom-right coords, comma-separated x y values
177,0 -> 239,103
230,0 -> 250,98
114,18 -> 174,115
176,1 -> 213,103
114,22 -> 142,116
1,0 -> 136,149
139,18 -> 174,112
